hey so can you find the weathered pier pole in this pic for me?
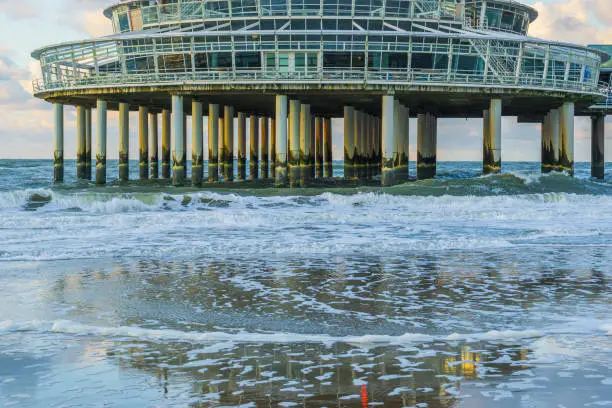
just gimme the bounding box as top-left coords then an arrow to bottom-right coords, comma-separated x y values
559,102 -> 575,175
591,114 -> 605,179
192,100 -> 204,186
541,108 -> 560,173
270,118 -> 277,180
323,118 -> 333,178
161,109 -> 171,179
218,117 -> 225,180
483,99 -> 502,174
237,112 -> 247,181
223,106 -> 235,181
53,103 -> 64,183
249,115 -> 259,180
356,110 -> 366,180
261,117 -> 270,179
171,95 -> 186,185
139,106 -> 149,180
398,105 -> 409,181
381,95 -> 397,186
76,106 -> 87,180
118,102 -> 130,182
365,113 -> 372,179
149,112 -> 159,180
344,107 -> 356,180
417,113 -> 437,180
288,99 -> 301,186
208,104 -> 220,182
315,117 -> 324,178
95,100 -> 107,185
275,95 -> 288,186
300,104 -> 313,186
85,108 -> 92,180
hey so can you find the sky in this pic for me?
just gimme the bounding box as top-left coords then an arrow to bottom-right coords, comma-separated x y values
0,0 -> 611,161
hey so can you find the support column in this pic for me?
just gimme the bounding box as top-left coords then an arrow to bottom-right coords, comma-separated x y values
399,106 -> 409,180
417,113 -> 437,180
275,95 -> 289,185
76,105 -> 87,180
315,117 -> 324,178
344,106 -> 356,180
381,95 -> 397,185
289,99 -> 301,186
310,116 -> 316,180
249,115 -> 259,180
223,106 -> 235,181
356,110 -> 366,180
261,117 -> 270,179
171,95 -> 186,185
300,104 -> 313,186
118,102 -> 130,182
218,117 -> 224,180
161,109 -> 171,179
375,116 -> 382,176
139,106 -> 149,180
591,114 -> 605,179
483,98 -> 502,174
95,100 -> 107,185
192,100 -> 204,186
237,112 -> 247,181
559,101 -> 575,175
149,113 -> 159,180
85,108 -> 92,180
542,109 -> 560,173
208,104 -> 219,182
53,103 -> 64,183
323,118 -> 333,178
270,118 -> 277,180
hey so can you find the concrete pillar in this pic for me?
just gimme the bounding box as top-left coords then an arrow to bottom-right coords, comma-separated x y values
249,115 -> 259,180
344,107 -> 356,180
139,106 -> 149,180
118,102 -> 130,182
324,118 -> 333,178
275,95 -> 288,185
208,104 -> 219,182
356,110 -> 366,180
375,116 -> 382,176
315,117 -> 324,178
300,104 -> 313,186
171,95 -> 186,185
417,113 -> 437,180
261,117 -> 270,179
76,106 -> 87,180
542,109 -> 560,173
591,114 -> 605,179
310,115 -> 316,180
53,103 -> 64,183
289,99 -> 301,186
161,109 -> 171,179
223,106 -> 235,181
364,114 -> 372,179
381,96 -> 396,185
270,118 -> 277,180
149,113 -> 159,180
218,117 -> 224,179
191,100 -> 204,186
237,112 -> 247,181
95,100 -> 107,185
483,98 -> 502,174
85,108 -> 92,180
559,101 -> 575,175
399,106 -> 409,179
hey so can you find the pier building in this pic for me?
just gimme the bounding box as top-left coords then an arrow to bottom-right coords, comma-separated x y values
32,0 -> 610,185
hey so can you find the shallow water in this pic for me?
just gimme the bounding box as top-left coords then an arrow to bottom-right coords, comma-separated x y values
1,160 -> 612,407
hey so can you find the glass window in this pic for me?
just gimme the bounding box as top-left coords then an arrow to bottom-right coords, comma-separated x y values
118,12 -> 131,32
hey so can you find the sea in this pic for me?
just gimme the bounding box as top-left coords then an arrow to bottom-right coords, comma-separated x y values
1,159 -> 612,408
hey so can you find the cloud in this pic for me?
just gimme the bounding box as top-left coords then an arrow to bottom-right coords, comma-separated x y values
0,0 -> 39,20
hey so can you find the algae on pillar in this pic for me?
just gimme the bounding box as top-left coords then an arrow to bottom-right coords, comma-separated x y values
237,112 -> 247,181
95,100 -> 107,185
591,114 -> 605,179
381,95 -> 397,186
85,108 -> 92,180
118,102 -> 130,181
323,118 -> 333,178
149,113 -> 159,179
270,118 -> 277,180
208,104 -> 220,182
417,113 -> 437,180
192,100 -> 204,185
171,95 -> 186,185
344,106 -> 356,180
559,101 -> 575,175
249,115 -> 259,180
53,103 -> 64,183
542,108 -> 560,173
139,106 -> 149,180
275,95 -> 288,185
315,117 -> 323,178
223,106 -> 235,181
288,99 -> 301,186
261,117 -> 270,179
161,109 -> 171,179
76,105 -> 87,180
397,105 -> 409,181
300,104 -> 313,186
483,98 -> 502,174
